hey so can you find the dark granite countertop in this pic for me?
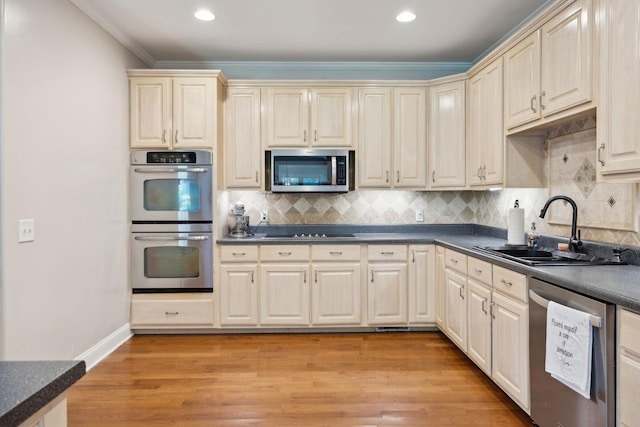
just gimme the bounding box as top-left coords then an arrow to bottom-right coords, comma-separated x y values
0,360 -> 85,426
217,224 -> 640,312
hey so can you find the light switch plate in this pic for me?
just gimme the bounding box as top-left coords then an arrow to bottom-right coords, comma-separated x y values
19,219 -> 35,243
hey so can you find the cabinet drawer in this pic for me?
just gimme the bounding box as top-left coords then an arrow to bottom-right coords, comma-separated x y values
467,257 -> 492,286
131,294 -> 214,327
492,265 -> 527,302
445,249 -> 467,273
368,245 -> 407,262
219,245 -> 259,262
312,245 -> 361,261
260,244 -> 310,261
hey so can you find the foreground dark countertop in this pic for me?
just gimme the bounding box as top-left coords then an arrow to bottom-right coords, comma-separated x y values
0,360 -> 85,426
218,224 -> 640,313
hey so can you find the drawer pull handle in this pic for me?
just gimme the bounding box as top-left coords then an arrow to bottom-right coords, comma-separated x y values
165,311 -> 179,316
278,251 -> 292,256
500,279 -> 513,287
232,252 -> 246,256
473,267 -> 482,274
329,251 -> 343,255
450,258 -> 458,264
381,251 -> 395,255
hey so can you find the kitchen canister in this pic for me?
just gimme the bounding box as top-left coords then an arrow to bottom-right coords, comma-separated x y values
507,200 -> 525,245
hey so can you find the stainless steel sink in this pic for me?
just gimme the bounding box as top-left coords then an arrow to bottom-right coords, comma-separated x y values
474,246 -> 626,266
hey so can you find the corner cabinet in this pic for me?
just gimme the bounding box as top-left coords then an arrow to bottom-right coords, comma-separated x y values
428,79 -> 466,189
597,0 -> 640,181
263,87 -> 353,148
358,87 -> 427,189
504,0 -> 593,131
467,58 -> 504,188
223,88 -> 262,188
128,70 -> 225,149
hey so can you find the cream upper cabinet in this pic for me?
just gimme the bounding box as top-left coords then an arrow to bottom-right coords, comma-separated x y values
129,73 -> 222,149
504,0 -> 592,130
264,87 -> 352,147
358,87 -> 427,189
223,88 -> 261,188
408,245 -> 436,324
428,80 -> 466,189
467,58 -> 504,187
597,0 -> 640,180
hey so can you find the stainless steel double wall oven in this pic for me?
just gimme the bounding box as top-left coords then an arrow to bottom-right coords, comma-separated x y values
130,150 -> 213,292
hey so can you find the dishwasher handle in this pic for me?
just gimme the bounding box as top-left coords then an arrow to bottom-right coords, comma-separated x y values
529,289 -> 602,328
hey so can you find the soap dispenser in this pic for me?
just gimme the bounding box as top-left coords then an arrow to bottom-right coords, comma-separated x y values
528,222 -> 540,248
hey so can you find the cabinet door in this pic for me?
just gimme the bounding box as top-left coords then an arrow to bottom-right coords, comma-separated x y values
467,73 -> 484,187
540,0 -> 592,117
311,88 -> 352,147
172,78 -> 215,148
492,292 -> 529,411
265,88 -> 309,147
504,31 -> 541,129
129,77 -> 171,148
618,309 -> 640,426
357,88 -> 393,187
435,246 -> 446,329
482,59 -> 504,186
467,280 -> 492,375
219,264 -> 258,326
444,267 -> 467,352
597,0 -> 640,178
259,264 -> 310,325
368,263 -> 408,325
408,245 -> 435,324
393,88 -> 427,188
429,81 -> 466,188
311,263 -> 361,325
224,88 -> 262,188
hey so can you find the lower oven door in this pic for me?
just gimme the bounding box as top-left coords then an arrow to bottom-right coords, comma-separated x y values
131,225 -> 212,292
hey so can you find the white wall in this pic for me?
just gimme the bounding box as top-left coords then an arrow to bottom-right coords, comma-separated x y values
0,0 -> 144,359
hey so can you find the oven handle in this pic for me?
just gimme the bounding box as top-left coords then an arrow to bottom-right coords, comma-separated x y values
529,289 -> 602,328
132,167 -> 209,173
134,236 -> 210,242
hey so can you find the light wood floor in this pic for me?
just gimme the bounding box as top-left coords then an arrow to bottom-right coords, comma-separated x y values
67,332 -> 534,426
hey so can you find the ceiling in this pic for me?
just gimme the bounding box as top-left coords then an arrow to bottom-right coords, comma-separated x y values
70,0 -> 551,67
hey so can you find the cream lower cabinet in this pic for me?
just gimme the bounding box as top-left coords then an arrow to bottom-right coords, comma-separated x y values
219,246 -> 259,326
19,395 -> 66,427
408,245 -> 436,324
311,245 -> 362,325
367,245 -> 408,325
466,257 -> 493,376
618,308 -> 640,426
130,293 -> 214,329
491,266 -> 529,413
435,246 -> 446,329
443,249 -> 468,351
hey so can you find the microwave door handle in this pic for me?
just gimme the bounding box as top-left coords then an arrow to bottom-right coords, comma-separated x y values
134,236 -> 210,242
529,289 -> 602,328
132,168 -> 209,173
331,157 -> 337,185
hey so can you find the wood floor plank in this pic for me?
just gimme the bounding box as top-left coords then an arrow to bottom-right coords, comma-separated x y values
67,332 -> 534,426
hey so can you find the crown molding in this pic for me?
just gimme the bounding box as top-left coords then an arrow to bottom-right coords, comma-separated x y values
68,0 -> 155,67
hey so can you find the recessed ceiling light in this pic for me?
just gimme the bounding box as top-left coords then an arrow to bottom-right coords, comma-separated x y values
194,9 -> 215,21
396,11 -> 416,23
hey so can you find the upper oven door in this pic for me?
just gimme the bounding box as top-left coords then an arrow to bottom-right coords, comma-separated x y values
130,164 -> 213,222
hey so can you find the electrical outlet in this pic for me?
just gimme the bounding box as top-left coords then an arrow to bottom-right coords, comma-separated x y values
19,219 -> 35,243
415,209 -> 424,222
261,210 -> 269,222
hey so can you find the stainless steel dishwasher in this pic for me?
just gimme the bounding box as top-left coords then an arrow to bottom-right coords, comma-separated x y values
529,278 -> 615,427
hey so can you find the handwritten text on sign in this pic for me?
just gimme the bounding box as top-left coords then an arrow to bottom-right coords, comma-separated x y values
550,318 -> 579,362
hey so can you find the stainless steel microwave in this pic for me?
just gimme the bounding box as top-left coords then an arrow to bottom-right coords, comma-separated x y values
268,149 -> 353,193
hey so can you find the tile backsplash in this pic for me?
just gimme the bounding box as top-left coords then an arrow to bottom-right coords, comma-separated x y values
222,116 -> 640,247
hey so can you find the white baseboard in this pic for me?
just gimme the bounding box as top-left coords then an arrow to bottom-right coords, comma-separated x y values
76,323 -> 132,371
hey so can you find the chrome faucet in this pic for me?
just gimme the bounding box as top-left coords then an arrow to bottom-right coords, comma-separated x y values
539,195 -> 582,251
